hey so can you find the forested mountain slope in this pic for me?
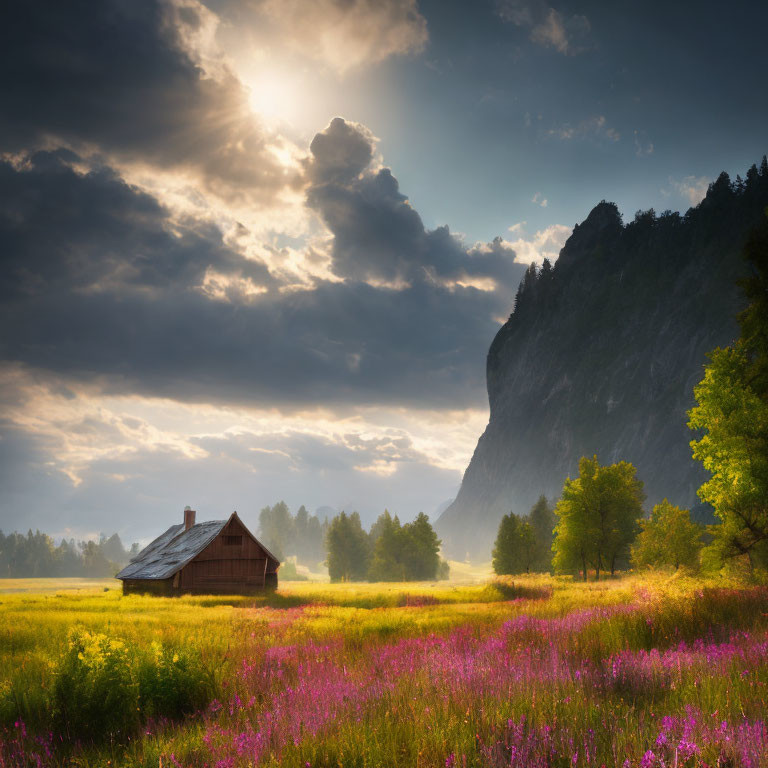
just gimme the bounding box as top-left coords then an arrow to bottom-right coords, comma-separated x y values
437,162 -> 768,559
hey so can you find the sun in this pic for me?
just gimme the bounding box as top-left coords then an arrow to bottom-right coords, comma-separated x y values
247,70 -> 301,124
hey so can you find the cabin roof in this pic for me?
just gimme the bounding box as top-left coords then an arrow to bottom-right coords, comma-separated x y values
116,513 -> 280,581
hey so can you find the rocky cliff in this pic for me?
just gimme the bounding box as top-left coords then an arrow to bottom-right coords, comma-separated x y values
437,164 -> 768,560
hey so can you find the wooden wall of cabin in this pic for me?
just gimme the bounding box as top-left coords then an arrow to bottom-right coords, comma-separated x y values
179,515 -> 278,593
122,578 -> 174,596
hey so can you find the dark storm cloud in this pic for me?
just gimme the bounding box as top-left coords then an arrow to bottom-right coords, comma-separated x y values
0,151 -> 274,301
0,148 -> 526,408
307,118 -> 376,184
0,0 -> 293,202
307,118 -> 523,288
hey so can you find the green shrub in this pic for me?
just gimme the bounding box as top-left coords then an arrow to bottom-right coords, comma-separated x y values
51,628 -> 216,743
137,641 -> 215,720
52,628 -> 140,742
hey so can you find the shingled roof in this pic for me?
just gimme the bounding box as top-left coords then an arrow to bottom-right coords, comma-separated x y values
116,519 -> 229,581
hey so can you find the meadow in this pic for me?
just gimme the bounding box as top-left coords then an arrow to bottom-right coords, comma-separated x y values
1,572 -> 767,767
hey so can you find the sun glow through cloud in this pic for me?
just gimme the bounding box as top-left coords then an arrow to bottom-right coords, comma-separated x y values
246,69 -> 306,125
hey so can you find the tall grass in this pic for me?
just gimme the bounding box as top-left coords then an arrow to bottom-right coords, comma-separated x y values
0,574 -> 766,767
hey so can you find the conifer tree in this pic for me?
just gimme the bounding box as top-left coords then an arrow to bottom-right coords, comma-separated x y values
404,512 -> 441,580
258,501 -> 294,561
492,512 -> 519,575
367,511 -> 442,581
325,511 -> 370,582
492,513 -> 535,574
367,510 -> 402,581
528,495 -> 556,572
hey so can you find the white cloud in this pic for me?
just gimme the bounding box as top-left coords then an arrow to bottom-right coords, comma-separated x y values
505,222 -> 571,265
531,192 -> 548,207
251,0 -> 428,74
670,175 -> 709,206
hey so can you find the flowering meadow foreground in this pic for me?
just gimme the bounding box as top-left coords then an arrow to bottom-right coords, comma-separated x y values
1,574 -> 768,767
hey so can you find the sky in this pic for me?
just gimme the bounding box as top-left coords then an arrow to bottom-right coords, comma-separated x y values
1,0 -> 767,544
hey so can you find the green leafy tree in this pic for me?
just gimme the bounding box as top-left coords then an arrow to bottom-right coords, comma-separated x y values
689,212 -> 768,569
631,500 -> 703,570
689,345 -> 768,567
492,513 -> 535,574
552,456 -> 645,580
325,511 -> 370,582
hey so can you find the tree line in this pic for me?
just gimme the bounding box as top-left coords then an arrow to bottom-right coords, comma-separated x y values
258,501 -> 327,565
326,509 -> 449,582
0,530 -> 138,578
495,203 -> 768,578
494,457 -> 707,579
258,502 -> 448,582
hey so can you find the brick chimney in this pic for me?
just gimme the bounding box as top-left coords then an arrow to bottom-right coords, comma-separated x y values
184,506 -> 196,531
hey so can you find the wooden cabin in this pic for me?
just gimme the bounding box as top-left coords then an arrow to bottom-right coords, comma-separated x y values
117,508 -> 280,595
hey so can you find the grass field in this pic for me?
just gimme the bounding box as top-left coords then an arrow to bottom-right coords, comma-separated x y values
1,572 -> 767,767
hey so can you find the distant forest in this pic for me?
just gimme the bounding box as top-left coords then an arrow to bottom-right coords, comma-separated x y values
2,502 -> 444,582
258,502 -> 448,582
0,530 -> 138,578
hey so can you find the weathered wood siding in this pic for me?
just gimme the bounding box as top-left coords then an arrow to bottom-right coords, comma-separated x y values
179,516 -> 278,593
